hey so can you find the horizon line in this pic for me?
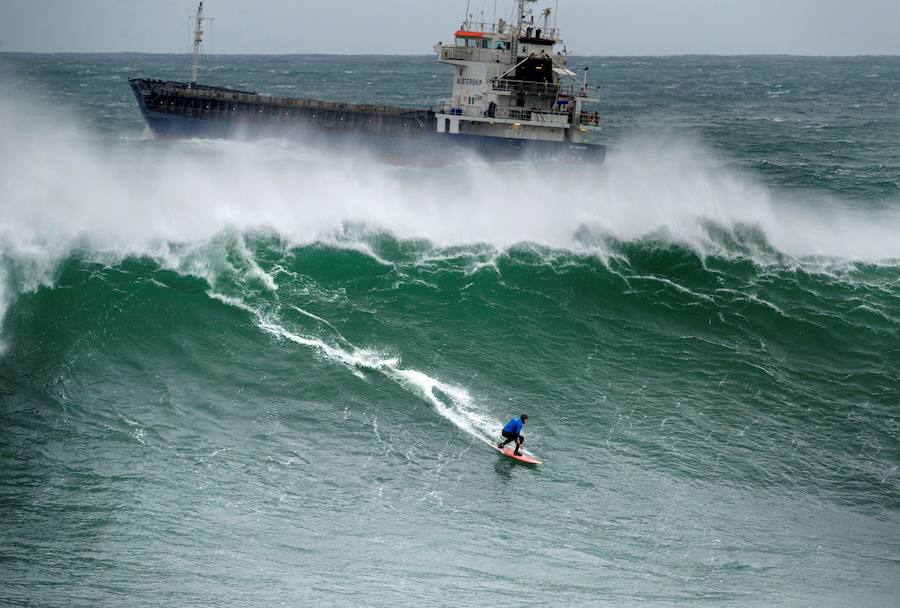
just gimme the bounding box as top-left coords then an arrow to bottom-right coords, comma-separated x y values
3,50 -> 899,59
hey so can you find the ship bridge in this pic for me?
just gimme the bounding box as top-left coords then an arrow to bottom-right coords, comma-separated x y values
434,0 -> 600,145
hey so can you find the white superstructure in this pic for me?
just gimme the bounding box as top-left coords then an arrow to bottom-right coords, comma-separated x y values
434,0 -> 600,144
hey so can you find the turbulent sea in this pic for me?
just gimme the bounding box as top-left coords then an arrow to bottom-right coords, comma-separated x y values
1,53 -> 899,607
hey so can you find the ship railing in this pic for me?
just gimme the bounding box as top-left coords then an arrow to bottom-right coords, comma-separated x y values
490,78 -> 581,97
436,100 -> 571,126
436,100 -> 490,118
439,46 -> 513,64
578,112 -> 601,127
158,84 -> 431,117
496,107 -> 571,126
456,19 -> 559,41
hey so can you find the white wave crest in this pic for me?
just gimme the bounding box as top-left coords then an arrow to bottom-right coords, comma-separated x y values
2,90 -> 899,337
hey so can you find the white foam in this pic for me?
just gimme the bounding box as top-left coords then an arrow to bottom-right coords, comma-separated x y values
4,91 -> 899,259
628,274 -> 715,302
286,304 -> 351,345
208,289 -> 501,444
2,89 -> 900,334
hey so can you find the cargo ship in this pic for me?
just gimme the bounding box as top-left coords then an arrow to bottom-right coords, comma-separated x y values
129,1 -> 605,163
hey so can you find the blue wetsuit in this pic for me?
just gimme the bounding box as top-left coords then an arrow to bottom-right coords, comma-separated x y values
502,418 -> 523,437
499,417 -> 526,453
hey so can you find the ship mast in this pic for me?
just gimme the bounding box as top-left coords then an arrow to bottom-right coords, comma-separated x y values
513,0 -> 525,58
190,0 -> 205,85
516,0 -> 526,35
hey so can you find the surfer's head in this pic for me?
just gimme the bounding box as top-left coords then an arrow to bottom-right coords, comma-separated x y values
521,414 -> 528,423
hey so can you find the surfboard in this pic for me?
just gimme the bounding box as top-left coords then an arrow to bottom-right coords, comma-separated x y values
489,442 -> 543,465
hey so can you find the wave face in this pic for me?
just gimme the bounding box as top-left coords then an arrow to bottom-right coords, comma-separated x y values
2,54 -> 900,607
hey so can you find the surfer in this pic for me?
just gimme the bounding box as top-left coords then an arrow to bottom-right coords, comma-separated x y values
498,414 -> 528,456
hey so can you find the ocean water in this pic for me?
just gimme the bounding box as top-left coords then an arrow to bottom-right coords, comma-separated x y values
1,53 -> 899,607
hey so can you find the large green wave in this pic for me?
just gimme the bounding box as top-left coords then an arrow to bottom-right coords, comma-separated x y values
3,231 -> 897,511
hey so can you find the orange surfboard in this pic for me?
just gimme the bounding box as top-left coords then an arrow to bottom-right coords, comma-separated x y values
489,442 -> 543,465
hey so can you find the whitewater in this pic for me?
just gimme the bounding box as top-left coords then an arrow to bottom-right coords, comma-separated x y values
1,53 -> 899,607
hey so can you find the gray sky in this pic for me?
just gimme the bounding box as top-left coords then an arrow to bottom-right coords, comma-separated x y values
1,0 -> 899,55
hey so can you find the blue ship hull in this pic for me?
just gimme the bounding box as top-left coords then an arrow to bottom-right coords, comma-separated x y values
129,79 -> 605,164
